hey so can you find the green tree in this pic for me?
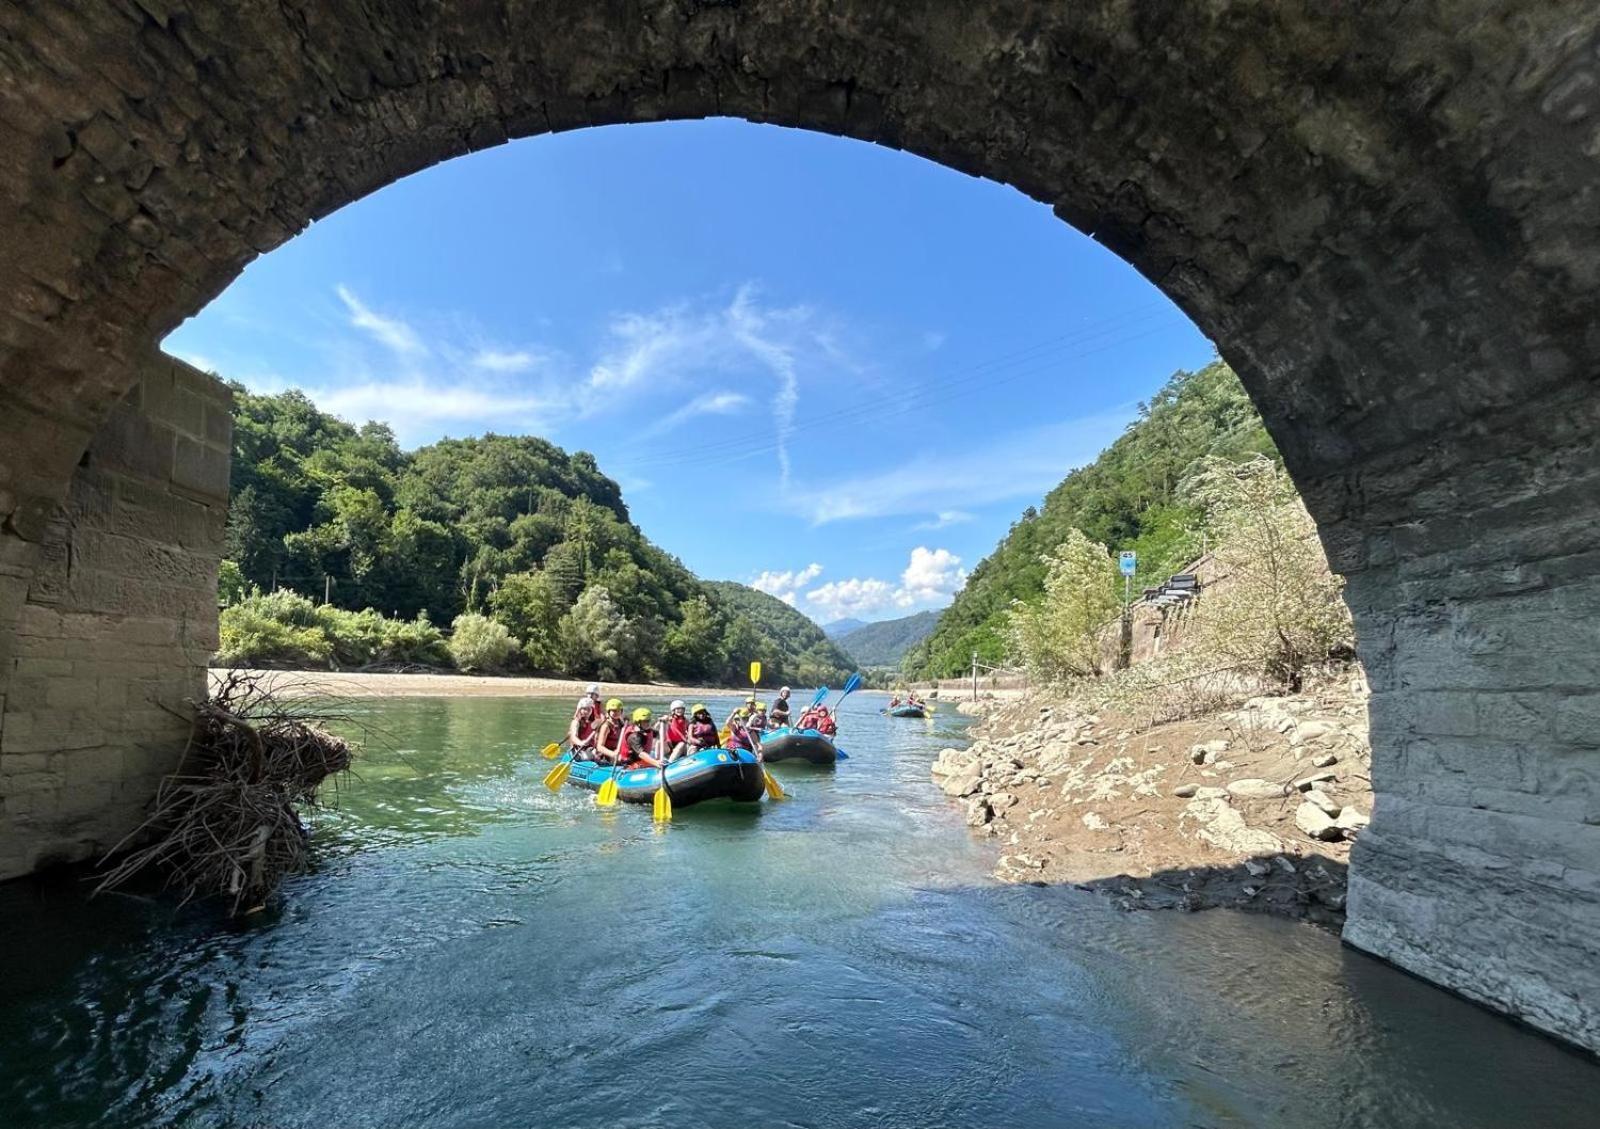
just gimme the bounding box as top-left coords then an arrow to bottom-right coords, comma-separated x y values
490,569 -> 569,669
662,595 -> 726,681
1007,529 -> 1122,684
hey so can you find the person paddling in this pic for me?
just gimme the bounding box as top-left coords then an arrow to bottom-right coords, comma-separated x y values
724,709 -> 754,753
770,687 -> 793,728
687,704 -> 720,751
748,701 -> 770,747
663,700 -> 690,761
568,697 -> 599,759
816,707 -> 838,738
620,707 -> 663,769
595,698 -> 626,765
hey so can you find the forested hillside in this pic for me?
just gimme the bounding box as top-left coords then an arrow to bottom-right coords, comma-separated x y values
700,582 -> 860,687
903,360 -> 1277,679
222,387 -> 854,684
835,610 -> 942,668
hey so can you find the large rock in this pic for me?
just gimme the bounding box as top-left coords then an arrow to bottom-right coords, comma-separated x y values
1182,797 -> 1282,855
1226,778 -> 1288,800
963,796 -> 992,827
1296,802 -> 1343,841
940,767 -> 983,798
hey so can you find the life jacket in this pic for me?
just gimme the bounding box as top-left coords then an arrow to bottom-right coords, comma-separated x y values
689,719 -> 719,748
619,723 -> 656,766
818,715 -> 838,737
725,725 -> 751,752
573,714 -> 596,743
665,716 -> 689,745
596,719 -> 623,755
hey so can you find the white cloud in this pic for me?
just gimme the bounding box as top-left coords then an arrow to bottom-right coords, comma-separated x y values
309,379 -> 553,438
914,510 -> 974,531
472,348 -> 537,373
804,577 -> 897,620
750,562 -> 825,606
796,409 -> 1132,525
588,306 -> 705,391
645,390 -> 751,437
802,546 -> 967,620
899,546 -> 967,603
337,285 -> 426,355
727,285 -> 801,489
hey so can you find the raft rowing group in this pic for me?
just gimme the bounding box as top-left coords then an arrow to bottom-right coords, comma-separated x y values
541,672 -> 864,820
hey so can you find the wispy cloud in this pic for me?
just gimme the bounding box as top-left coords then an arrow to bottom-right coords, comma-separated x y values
312,379 -> 552,433
795,408 -> 1132,525
727,286 -> 801,489
914,510 -> 974,531
472,348 -> 537,373
802,547 -> 967,620
644,390 -> 751,437
337,284 -> 426,355
750,563 -> 825,607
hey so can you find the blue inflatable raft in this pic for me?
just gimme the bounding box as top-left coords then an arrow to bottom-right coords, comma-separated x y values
758,727 -> 838,765
559,747 -> 766,807
888,704 -> 928,718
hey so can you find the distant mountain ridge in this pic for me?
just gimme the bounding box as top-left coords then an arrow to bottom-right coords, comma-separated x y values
834,609 -> 943,667
822,617 -> 867,639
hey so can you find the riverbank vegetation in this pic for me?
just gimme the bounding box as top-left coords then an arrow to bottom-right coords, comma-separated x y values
217,387 -> 855,685
904,360 -> 1275,679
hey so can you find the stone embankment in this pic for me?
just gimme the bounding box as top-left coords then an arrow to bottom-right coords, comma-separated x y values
935,672 -> 1371,927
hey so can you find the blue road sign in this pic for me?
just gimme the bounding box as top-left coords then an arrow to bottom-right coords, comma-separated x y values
1118,551 -> 1137,576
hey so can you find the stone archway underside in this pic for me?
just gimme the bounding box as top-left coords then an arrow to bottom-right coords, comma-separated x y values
2,2 -> 1598,1050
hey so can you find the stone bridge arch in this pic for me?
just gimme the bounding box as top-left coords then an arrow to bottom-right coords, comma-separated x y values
1,2 -> 1597,1049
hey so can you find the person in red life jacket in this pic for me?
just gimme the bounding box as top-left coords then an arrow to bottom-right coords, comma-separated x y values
620,707 -> 663,769
769,687 -> 793,728
663,700 -> 690,761
594,698 -> 627,765
816,708 -> 838,738
568,697 -> 599,758
795,706 -> 820,731
889,695 -> 902,708
687,704 -> 720,751
582,682 -> 604,718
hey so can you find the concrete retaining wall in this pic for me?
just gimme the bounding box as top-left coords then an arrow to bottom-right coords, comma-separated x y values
0,356 -> 229,878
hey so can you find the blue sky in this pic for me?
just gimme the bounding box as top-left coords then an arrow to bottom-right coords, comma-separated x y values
164,120 -> 1214,625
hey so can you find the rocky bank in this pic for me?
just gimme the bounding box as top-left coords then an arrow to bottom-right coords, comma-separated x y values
936,670 -> 1371,928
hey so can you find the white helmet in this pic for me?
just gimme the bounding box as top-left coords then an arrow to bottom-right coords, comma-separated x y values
576,696 -> 592,711
780,686 -> 790,694
586,683 -> 600,695
670,699 -> 685,711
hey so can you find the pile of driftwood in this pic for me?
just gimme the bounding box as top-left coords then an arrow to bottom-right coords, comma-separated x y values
95,671 -> 353,914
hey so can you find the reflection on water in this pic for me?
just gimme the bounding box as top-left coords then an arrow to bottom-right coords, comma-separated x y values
2,693 -> 1596,1128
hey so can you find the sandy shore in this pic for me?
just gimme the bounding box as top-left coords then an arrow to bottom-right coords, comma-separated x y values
208,668 -> 772,702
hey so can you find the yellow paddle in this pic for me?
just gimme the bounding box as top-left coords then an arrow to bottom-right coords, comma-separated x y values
543,754 -> 573,791
596,761 -> 620,807
540,742 -> 561,759
652,721 -> 672,823
746,661 -> 785,801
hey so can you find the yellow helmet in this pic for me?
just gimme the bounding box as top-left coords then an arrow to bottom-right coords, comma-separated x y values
631,706 -> 652,723
754,701 -> 767,711
691,703 -> 707,714
605,698 -> 623,711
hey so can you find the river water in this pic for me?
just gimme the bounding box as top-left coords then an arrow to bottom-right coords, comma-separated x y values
2,693 -> 1596,1127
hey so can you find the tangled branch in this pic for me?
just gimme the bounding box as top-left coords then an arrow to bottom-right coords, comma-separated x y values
94,670 -> 355,915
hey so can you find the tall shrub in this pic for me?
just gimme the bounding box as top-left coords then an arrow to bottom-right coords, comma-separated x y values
1007,529 -> 1121,685
448,613 -> 519,672
1182,455 -> 1353,689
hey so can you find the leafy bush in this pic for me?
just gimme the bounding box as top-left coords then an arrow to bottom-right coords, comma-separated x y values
1180,455 -> 1353,690
448,613 -> 519,672
218,559 -> 248,606
1007,529 -> 1121,685
216,588 -> 447,669
217,597 -> 333,667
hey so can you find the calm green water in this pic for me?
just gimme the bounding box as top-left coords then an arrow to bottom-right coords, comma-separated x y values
3,693 -> 1597,1128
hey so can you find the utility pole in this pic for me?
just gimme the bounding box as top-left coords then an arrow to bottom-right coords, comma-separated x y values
324,573 -> 332,605
971,651 -> 978,702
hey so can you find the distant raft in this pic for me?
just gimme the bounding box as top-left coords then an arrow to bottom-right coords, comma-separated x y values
560,748 -> 766,808
888,704 -> 928,719
758,727 -> 838,765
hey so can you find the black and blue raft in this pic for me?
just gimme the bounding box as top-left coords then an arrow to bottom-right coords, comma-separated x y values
556,747 -> 766,808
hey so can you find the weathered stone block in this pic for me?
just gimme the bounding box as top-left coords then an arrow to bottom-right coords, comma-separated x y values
171,435 -> 230,502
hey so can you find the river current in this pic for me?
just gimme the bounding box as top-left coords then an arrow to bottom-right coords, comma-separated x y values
2,693 -> 1596,1127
